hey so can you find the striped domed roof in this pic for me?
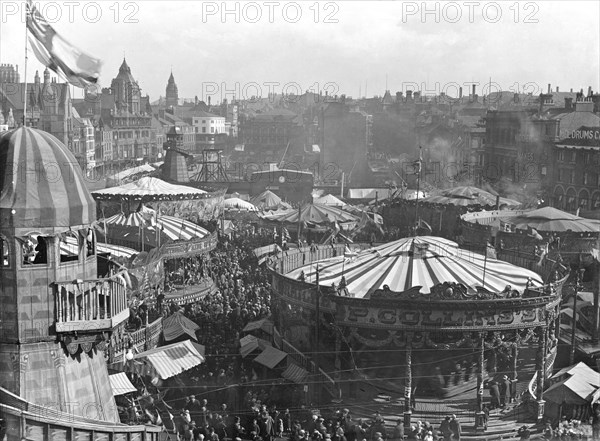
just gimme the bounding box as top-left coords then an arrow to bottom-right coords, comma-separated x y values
286,236 -> 543,298
0,127 -> 95,229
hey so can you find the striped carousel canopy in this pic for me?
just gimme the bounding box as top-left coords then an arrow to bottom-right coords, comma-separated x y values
285,236 -> 543,298
59,235 -> 138,259
421,186 -> 521,208
0,127 -> 96,229
260,203 -> 360,225
102,211 -> 210,242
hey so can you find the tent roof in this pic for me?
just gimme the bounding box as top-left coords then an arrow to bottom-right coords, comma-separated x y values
162,311 -> 200,342
253,345 -> 287,369
223,197 -> 258,211
251,190 -> 291,210
421,186 -> 521,208
551,362 -> 600,386
240,335 -> 270,358
133,340 -> 205,379
93,177 -> 206,200
259,203 -> 359,225
109,372 -> 137,396
106,164 -> 155,186
313,194 -> 347,207
285,235 -> 543,298
505,207 -> 600,233
243,318 -> 275,335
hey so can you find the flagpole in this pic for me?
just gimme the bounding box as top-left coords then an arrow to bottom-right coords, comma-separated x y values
23,3 -> 29,127
414,145 -> 422,235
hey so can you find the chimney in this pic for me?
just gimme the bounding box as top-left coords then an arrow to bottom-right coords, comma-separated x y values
406,90 -> 413,99
472,84 -> 476,98
570,88 -> 573,93
513,93 -> 519,103
565,97 -> 573,110
588,86 -> 593,97
547,84 -> 551,94
396,91 -> 402,102
459,87 -> 463,98
556,86 -> 559,93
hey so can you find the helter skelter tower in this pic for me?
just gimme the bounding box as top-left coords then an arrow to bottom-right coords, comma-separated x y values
0,128 -> 134,430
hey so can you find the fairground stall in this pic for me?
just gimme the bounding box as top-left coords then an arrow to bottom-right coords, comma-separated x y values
270,235 -> 568,428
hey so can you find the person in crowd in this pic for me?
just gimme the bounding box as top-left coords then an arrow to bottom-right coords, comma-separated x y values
500,375 -> 511,407
517,425 -> 531,440
449,415 -> 461,441
489,380 -> 501,409
439,416 -> 452,441
390,419 -> 404,441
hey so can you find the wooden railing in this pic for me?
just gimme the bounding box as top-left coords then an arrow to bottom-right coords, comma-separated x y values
111,317 -> 163,364
54,273 -> 130,333
0,387 -> 163,441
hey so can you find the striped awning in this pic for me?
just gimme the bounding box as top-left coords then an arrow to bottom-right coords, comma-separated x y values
133,340 -> 205,380
285,236 -> 543,298
282,364 -> 309,384
102,211 -> 210,242
253,346 -> 287,369
109,372 -> 137,396
0,127 -> 96,229
421,186 -> 521,208
162,311 -> 200,342
240,335 -> 270,358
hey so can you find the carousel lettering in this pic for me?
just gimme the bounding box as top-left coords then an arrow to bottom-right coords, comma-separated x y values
399,310 -> 420,326
347,307 -> 369,322
442,311 -> 461,327
521,309 -> 537,323
420,310 -> 442,327
497,311 -> 515,325
377,309 -> 397,325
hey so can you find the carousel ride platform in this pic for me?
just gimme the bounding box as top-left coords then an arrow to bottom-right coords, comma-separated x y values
344,385 -> 543,440
164,278 -> 217,305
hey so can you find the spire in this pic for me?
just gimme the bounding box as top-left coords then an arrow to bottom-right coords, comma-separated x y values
43,67 -> 50,84
119,57 -> 130,73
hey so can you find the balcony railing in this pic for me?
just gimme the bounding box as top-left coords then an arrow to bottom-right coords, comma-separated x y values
54,273 -> 130,333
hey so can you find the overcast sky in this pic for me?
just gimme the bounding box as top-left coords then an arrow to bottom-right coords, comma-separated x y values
1,1 -> 598,102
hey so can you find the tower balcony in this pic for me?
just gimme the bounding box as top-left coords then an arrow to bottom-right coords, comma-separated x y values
53,274 -> 129,334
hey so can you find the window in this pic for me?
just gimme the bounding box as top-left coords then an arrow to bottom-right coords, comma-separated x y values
1,236 -> 9,267
202,128 -> 206,133
570,171 -> 575,184
584,173 -> 589,186
59,231 -> 80,263
22,235 -> 48,266
86,229 -> 95,257
211,127 -> 215,133
558,151 -> 565,162
557,169 -> 563,182
571,151 -> 577,163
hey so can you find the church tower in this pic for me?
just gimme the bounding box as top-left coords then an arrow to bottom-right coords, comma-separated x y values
165,70 -> 179,108
110,58 -> 142,113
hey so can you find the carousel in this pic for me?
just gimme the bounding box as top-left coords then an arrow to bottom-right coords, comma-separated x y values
92,177 -> 220,305
270,235 -> 568,426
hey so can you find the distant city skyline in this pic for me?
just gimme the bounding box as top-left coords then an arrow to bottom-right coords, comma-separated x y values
0,1 -> 598,101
